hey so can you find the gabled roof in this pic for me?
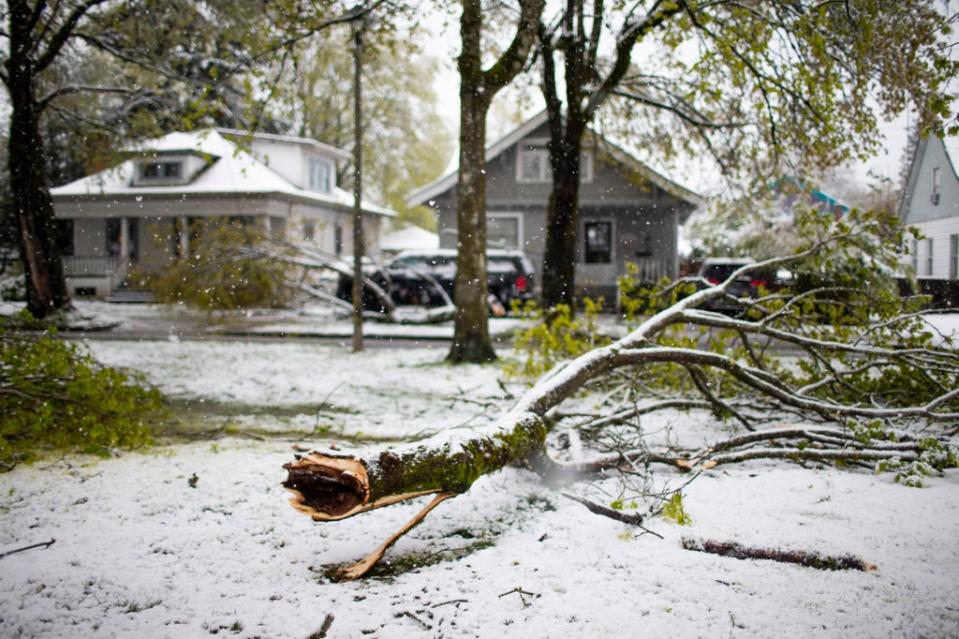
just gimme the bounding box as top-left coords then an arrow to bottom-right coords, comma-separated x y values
52,130 -> 393,217
381,224 -> 439,252
943,136 -> 959,179
405,110 -> 703,208
899,135 -> 959,220
216,128 -> 352,162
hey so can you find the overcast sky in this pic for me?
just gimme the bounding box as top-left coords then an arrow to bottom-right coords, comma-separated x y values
421,2 -> 957,200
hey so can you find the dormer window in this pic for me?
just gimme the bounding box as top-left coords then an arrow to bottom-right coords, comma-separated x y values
932,167 -> 941,205
141,161 -> 182,180
308,158 -> 333,193
517,146 -> 594,183
517,147 -> 550,183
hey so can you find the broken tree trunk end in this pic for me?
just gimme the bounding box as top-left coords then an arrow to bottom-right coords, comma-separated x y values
283,413 -> 548,578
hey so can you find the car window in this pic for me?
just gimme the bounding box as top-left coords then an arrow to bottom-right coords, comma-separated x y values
488,256 -> 519,275
701,264 -> 746,282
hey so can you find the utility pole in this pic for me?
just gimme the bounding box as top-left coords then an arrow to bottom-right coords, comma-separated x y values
351,17 -> 365,353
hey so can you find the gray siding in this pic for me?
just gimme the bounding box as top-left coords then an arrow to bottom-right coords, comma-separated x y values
432,123 -> 690,296
902,137 -> 959,225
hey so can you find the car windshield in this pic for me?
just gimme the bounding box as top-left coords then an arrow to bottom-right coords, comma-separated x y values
488,256 -> 519,275
701,263 -> 751,282
393,255 -> 454,270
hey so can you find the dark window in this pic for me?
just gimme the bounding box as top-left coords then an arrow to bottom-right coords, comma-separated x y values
56,219 -> 74,256
141,161 -> 182,180
334,225 -> 343,256
584,221 -> 612,264
106,218 -> 121,257
303,221 -> 315,241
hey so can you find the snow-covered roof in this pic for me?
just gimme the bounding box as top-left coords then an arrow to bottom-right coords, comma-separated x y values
380,224 -> 439,252
406,110 -> 702,208
216,128 -> 352,162
51,129 -> 394,217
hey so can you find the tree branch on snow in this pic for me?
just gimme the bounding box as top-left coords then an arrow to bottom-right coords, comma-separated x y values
282,213 -> 958,578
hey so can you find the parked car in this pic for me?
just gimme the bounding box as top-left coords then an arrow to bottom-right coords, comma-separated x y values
336,249 -> 536,312
693,257 -> 788,313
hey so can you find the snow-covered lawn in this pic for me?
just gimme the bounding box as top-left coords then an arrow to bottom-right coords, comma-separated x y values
2,339 -> 958,638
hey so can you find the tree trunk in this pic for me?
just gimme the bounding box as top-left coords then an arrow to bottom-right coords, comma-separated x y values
6,68 -> 71,319
351,20 -> 365,353
448,0 -> 496,363
541,131 -> 583,309
283,412 -> 548,521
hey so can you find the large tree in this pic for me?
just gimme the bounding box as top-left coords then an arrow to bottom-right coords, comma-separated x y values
279,25 -> 453,230
535,0 -> 956,309
0,0 -> 366,319
449,0 -> 545,363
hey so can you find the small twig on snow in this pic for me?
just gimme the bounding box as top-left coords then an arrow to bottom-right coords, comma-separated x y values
0,538 -> 56,559
306,613 -> 335,639
498,586 -> 540,607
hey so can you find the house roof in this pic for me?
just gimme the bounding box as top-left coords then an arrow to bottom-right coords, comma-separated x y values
898,134 -> 959,220
216,128 -> 352,162
51,129 -> 394,217
380,224 -> 439,252
405,110 -> 703,209
943,136 -> 959,179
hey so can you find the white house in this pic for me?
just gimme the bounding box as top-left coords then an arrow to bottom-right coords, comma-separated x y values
899,135 -> 959,305
51,129 -> 394,298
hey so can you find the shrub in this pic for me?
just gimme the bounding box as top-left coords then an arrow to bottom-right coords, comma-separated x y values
0,316 -> 163,470
144,218 -> 293,311
505,299 -> 610,380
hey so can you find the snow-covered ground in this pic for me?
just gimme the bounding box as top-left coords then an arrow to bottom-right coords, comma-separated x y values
2,340 -> 959,638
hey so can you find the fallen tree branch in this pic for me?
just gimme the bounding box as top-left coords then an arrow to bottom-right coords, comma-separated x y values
681,537 -> 877,572
282,218 -> 958,578
562,493 -> 664,539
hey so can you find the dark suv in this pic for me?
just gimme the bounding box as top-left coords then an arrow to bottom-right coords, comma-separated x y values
694,257 -> 784,313
336,249 -> 536,312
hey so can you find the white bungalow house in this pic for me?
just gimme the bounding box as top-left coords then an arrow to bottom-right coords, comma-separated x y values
51,129 -> 394,298
899,135 -> 959,306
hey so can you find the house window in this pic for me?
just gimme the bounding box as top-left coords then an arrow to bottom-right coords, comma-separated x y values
912,238 -> 918,273
106,218 -> 121,257
932,167 -> 941,205
334,225 -> 343,256
927,237 -> 934,276
303,221 -> 315,241
140,161 -> 182,180
584,221 -> 612,264
487,213 -> 521,249
56,219 -> 74,257
580,151 -> 593,183
950,234 -> 958,280
308,158 -> 333,193
517,147 -> 550,183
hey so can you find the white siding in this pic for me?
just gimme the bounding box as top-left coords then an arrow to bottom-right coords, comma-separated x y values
910,216 -> 959,280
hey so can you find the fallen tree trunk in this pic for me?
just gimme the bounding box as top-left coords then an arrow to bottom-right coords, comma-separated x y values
283,225 -> 959,578
283,412 -> 549,521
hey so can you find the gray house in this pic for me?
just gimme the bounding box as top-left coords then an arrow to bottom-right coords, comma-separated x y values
899,135 -> 959,305
51,129 -> 394,298
406,112 -> 701,302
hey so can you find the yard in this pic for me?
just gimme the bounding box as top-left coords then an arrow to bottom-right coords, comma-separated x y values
2,332 -> 959,638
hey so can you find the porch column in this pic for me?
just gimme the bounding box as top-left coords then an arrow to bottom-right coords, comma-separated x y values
119,217 -> 129,261
179,216 -> 189,256
118,217 -> 130,282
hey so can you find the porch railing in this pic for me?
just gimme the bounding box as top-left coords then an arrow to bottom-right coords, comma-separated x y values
63,256 -> 120,276
629,256 -> 673,283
